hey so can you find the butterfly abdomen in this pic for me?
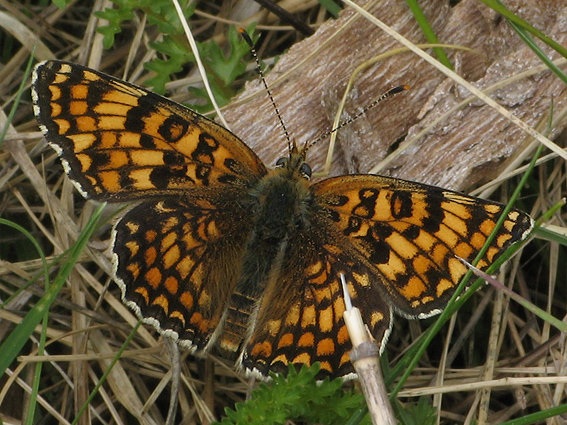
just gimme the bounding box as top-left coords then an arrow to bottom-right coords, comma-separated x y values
219,169 -> 313,353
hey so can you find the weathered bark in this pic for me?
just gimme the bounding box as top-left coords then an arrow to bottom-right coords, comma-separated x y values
222,0 -> 567,191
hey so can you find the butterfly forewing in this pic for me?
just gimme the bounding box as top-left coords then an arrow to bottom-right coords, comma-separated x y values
314,175 -> 533,318
32,61 -> 267,200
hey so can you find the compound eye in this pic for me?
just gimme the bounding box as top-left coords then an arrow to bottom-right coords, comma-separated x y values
275,157 -> 288,168
299,162 -> 312,179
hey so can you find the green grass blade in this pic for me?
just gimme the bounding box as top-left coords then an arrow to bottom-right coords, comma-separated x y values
0,203 -> 106,378
499,403 -> 567,425
479,0 -> 567,59
405,0 -> 452,69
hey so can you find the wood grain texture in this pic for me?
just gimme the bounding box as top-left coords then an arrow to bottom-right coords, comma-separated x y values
222,0 -> 567,192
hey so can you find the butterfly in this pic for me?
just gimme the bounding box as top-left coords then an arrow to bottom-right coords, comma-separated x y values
32,60 -> 533,380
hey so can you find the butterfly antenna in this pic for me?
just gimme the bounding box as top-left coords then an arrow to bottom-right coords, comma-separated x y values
304,84 -> 409,153
239,29 -> 293,154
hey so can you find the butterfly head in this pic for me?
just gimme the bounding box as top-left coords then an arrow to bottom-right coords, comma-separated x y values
275,142 -> 312,180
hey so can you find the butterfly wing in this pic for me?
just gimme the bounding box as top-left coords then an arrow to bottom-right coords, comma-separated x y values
313,174 -> 533,318
113,192 -> 252,351
241,173 -> 532,380
33,60 -> 265,351
31,60 -> 267,200
241,221 -> 393,380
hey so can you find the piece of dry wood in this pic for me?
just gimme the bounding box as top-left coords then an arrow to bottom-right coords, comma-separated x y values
222,0 -> 567,192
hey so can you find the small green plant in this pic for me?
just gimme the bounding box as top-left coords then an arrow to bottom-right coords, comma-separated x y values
396,397 -> 437,425
216,364 -> 370,425
95,0 -> 255,110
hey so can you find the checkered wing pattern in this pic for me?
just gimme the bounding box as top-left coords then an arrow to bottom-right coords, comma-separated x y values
32,61 -> 266,200
112,193 -> 251,352
313,175 -> 533,318
241,226 -> 393,379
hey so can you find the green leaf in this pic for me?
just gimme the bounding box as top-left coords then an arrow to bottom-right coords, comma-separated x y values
52,0 -> 73,8
317,0 -> 343,18
144,37 -> 192,93
214,364 -> 368,425
397,397 -> 437,425
94,6 -> 134,49
202,26 -> 252,86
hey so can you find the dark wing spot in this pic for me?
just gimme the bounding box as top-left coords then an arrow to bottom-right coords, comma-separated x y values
422,198 -> 445,233
372,221 -> 394,239
224,158 -> 240,173
195,164 -> 211,184
159,115 -> 189,142
90,152 -> 111,169
353,189 -> 379,218
402,225 -> 420,240
192,134 -> 219,164
163,150 -> 186,166
125,102 -> 157,133
368,238 -> 390,265
86,81 -> 109,108
149,165 -> 194,189
344,216 -> 362,235
390,192 -> 413,219
139,133 -> 156,148
218,174 -> 239,184
326,194 -> 349,207
119,172 -> 135,191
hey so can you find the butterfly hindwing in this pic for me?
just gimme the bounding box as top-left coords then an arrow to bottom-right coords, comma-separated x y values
241,227 -> 393,379
32,61 -> 267,201
112,192 -> 252,351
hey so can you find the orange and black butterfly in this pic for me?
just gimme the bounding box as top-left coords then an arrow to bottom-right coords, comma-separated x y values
32,60 -> 533,380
